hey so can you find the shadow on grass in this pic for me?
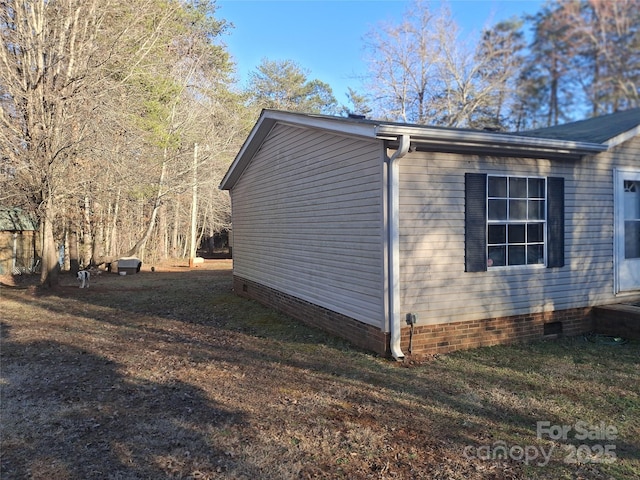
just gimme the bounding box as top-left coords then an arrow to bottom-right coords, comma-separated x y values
2,263 -> 639,478
0,328 -> 251,479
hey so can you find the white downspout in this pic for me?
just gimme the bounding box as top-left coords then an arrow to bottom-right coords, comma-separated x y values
388,135 -> 410,360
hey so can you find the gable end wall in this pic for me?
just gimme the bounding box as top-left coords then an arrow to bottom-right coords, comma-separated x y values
230,124 -> 387,329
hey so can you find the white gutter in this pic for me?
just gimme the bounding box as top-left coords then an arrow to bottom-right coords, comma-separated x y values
388,134 -> 411,360
375,124 -> 607,155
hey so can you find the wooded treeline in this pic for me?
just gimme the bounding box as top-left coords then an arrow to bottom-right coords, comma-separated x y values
1,0 -> 248,285
1,0 -> 638,286
359,0 -> 639,129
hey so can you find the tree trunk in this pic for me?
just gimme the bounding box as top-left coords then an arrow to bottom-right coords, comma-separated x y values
82,195 -> 92,267
63,224 -> 70,271
93,202 -> 105,266
39,199 -> 60,287
109,188 -> 121,257
189,143 -> 198,267
158,203 -> 168,260
171,198 -> 180,258
69,229 -> 80,276
123,155 -> 167,258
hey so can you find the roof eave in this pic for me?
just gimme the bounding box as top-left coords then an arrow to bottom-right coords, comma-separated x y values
376,125 -> 607,159
220,112 -> 610,191
605,124 -> 640,149
219,114 -> 276,190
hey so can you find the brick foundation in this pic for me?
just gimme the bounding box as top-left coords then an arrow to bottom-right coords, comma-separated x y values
401,307 -> 594,355
233,276 -> 389,354
234,275 -> 594,357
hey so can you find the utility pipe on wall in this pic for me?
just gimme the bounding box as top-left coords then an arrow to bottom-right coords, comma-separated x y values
388,135 -> 411,360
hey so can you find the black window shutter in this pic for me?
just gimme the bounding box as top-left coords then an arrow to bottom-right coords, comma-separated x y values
465,173 -> 487,272
547,176 -> 565,268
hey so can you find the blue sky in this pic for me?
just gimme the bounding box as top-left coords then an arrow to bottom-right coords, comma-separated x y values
216,0 -> 545,105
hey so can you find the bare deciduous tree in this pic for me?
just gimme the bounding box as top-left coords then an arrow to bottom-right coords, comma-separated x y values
519,0 -> 639,126
1,0 -> 109,286
362,0 -> 441,124
560,0 -> 640,115
361,0 -> 638,129
361,0 -> 525,128
1,0 -> 241,284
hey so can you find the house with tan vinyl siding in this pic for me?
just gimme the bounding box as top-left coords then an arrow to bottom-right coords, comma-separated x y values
220,109 -> 640,359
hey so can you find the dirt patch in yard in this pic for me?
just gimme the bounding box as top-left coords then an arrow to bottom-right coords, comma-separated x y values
1,259 -> 639,479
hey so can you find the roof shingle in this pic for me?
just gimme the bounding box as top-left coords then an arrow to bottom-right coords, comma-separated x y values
516,108 -> 640,144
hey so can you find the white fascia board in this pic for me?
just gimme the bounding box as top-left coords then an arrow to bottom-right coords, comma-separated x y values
375,124 -> 607,156
266,110 -> 379,139
219,114 -> 275,190
605,125 -> 640,149
220,110 -> 613,190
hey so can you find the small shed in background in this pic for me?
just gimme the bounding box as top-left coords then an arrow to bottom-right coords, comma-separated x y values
0,207 -> 39,275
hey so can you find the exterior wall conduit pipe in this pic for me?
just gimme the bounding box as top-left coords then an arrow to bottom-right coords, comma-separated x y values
387,134 -> 410,361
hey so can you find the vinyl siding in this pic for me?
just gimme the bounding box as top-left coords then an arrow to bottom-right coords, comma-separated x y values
399,135 -> 640,325
230,123 -> 387,328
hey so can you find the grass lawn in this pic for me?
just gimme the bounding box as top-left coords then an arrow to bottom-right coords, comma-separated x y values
1,260 -> 638,479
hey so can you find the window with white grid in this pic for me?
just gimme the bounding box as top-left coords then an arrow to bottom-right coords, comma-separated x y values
487,176 -> 546,267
